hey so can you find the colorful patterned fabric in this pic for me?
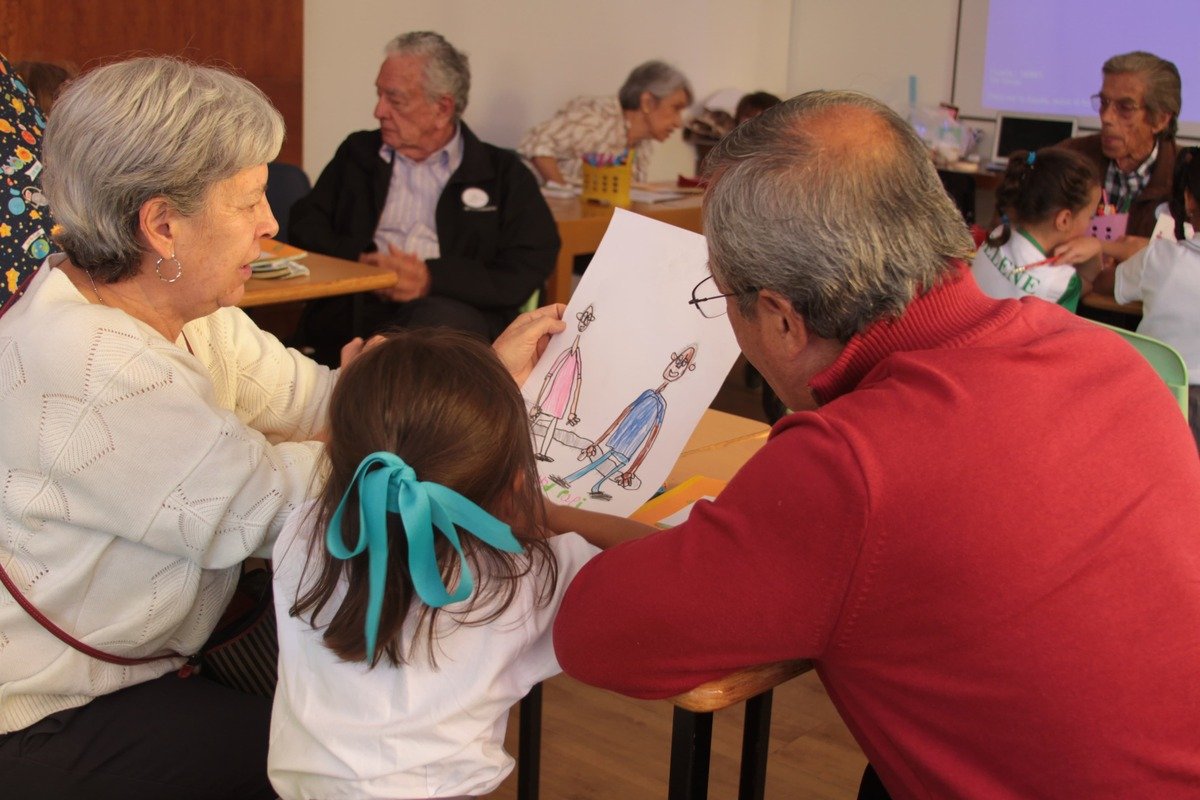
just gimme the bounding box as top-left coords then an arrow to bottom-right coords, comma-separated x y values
0,54 -> 52,318
517,95 -> 651,183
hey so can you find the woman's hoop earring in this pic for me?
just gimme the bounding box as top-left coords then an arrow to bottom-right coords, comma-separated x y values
155,254 -> 183,283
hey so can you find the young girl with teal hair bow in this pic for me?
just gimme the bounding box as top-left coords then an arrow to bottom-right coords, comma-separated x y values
267,329 -> 600,799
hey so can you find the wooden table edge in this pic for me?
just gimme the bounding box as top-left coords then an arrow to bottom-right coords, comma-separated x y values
669,659 -> 815,713
240,256 -> 397,308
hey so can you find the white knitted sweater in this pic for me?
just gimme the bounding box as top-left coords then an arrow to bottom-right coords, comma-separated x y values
0,263 -> 332,732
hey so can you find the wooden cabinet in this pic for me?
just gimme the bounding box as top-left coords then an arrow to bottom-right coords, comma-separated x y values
0,0 -> 303,165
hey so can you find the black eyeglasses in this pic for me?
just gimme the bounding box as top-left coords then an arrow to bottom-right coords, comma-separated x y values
688,274 -> 757,318
1090,94 -> 1144,119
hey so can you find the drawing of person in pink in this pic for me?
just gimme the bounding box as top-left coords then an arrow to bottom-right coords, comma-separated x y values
530,304 -> 595,461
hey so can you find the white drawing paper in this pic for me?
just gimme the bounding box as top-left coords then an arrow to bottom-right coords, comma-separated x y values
660,498 -> 717,528
522,208 -> 741,517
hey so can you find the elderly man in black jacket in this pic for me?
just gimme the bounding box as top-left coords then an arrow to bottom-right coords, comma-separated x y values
292,31 -> 558,365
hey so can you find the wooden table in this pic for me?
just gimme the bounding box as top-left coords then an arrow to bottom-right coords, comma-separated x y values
544,194 -> 704,305
937,162 -> 1002,190
667,409 -> 770,485
239,251 -> 396,308
518,407 -> 770,800
625,409 -> 809,800
936,164 -> 1002,227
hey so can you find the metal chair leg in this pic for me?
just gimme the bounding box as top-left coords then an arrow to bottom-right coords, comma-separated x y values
668,706 -> 714,800
738,689 -> 774,800
517,682 -> 543,800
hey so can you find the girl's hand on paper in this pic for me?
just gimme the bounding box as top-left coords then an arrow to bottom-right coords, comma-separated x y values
493,303 -> 566,384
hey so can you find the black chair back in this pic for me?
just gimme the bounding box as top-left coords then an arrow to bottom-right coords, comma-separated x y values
266,162 -> 311,244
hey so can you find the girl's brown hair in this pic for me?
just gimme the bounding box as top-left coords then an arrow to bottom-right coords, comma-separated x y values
1169,147 -> 1200,240
988,147 -> 1099,247
13,60 -> 75,114
291,329 -> 556,667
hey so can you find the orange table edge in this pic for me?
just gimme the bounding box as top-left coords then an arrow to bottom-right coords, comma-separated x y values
240,251 -> 397,308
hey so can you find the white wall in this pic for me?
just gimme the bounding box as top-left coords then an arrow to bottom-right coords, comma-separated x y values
786,0 -> 996,218
786,0 -> 960,112
303,0 -> 793,182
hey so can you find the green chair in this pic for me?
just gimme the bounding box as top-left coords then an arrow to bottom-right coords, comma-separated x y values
520,290 -> 540,315
1089,320 -> 1189,419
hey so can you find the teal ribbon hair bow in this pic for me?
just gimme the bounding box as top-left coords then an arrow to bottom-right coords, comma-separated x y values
326,451 -> 524,659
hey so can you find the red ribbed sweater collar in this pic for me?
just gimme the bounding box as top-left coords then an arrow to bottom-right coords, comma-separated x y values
809,264 -> 1018,405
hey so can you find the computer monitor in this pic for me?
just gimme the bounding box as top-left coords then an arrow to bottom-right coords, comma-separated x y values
990,113 -> 1078,169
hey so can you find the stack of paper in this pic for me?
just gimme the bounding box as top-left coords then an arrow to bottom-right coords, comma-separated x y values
251,240 -> 309,280
628,187 -> 685,204
541,180 -> 581,199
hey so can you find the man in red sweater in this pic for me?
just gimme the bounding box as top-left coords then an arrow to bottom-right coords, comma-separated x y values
549,91 -> 1200,798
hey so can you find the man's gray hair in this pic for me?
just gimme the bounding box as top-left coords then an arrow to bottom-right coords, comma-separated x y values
617,60 -> 692,110
702,90 -> 975,342
386,31 -> 471,119
43,57 -> 284,282
1103,51 -> 1181,141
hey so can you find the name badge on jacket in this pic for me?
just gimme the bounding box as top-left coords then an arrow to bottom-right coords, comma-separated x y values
461,187 -> 496,212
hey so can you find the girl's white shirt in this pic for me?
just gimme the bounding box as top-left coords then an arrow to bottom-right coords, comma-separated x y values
1116,235 -> 1200,381
268,499 -> 599,799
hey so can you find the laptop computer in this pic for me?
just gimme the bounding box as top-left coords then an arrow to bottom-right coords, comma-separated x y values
989,113 -> 1078,171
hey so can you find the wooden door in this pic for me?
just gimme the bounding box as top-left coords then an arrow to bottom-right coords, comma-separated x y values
0,0 -> 303,164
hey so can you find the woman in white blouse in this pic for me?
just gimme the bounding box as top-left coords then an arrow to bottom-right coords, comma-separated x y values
0,56 -> 562,800
519,60 -> 692,186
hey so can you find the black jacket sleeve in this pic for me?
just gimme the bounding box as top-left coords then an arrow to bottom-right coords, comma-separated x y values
288,132 -> 386,262
428,137 -> 559,311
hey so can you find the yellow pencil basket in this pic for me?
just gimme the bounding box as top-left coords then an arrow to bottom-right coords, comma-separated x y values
581,159 -> 633,208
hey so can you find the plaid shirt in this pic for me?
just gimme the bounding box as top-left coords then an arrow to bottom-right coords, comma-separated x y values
1104,142 -> 1158,214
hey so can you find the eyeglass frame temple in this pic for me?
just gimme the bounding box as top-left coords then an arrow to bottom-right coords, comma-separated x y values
1091,94 -> 1141,115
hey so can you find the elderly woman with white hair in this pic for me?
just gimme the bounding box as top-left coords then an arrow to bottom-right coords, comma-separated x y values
518,60 -> 692,186
0,57 -> 563,800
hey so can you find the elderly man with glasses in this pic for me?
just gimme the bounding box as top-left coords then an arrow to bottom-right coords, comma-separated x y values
548,90 -> 1200,799
291,32 -> 559,366
1059,51 -> 1181,239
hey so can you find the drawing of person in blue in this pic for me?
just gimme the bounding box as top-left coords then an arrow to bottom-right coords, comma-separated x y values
549,344 -> 697,501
